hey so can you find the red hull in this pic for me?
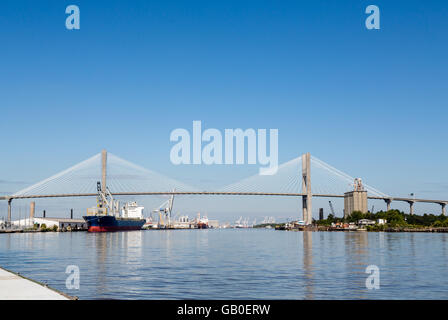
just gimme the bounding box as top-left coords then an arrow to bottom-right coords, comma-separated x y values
88,226 -> 143,232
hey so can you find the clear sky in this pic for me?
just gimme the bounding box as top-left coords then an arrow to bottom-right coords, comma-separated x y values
1,0 -> 447,219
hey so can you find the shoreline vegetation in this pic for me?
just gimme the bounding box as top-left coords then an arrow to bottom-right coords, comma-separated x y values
255,210 -> 448,233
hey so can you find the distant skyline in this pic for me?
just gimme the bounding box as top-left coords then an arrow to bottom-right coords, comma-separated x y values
1,0 -> 447,218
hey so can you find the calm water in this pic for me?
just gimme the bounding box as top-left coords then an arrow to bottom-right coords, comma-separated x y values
1,229 -> 448,299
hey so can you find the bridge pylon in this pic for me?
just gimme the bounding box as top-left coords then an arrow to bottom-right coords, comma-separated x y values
302,152 -> 312,225
7,197 -> 12,223
102,149 -> 107,191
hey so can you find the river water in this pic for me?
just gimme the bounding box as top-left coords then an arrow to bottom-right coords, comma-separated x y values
0,229 -> 447,299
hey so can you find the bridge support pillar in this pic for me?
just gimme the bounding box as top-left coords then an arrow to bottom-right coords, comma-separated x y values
441,203 -> 446,216
384,198 -> 392,211
408,201 -> 414,215
302,152 -> 312,225
30,201 -> 35,219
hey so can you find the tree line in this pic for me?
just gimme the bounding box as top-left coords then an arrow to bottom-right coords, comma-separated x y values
316,209 -> 448,228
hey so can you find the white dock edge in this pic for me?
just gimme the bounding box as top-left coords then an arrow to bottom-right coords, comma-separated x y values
0,267 -> 73,300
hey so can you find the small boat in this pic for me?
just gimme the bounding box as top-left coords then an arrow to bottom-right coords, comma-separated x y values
143,217 -> 158,229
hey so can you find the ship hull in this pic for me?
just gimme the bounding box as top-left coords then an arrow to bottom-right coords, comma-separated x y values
83,215 -> 145,232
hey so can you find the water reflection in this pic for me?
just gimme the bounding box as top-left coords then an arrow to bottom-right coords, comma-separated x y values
90,231 -> 144,298
2,230 -> 448,299
302,231 -> 313,299
344,232 -> 368,299
379,231 -> 385,249
122,231 -> 143,264
94,233 -> 108,297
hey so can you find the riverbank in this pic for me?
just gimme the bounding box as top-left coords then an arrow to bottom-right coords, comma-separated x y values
0,229 -> 86,234
315,226 -> 448,232
373,227 -> 448,233
0,267 -> 75,300
272,224 -> 448,232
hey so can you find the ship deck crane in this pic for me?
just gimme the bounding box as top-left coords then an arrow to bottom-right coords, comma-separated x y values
95,181 -> 119,216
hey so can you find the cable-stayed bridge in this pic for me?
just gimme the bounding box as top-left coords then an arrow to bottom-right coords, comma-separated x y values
1,150 -> 447,224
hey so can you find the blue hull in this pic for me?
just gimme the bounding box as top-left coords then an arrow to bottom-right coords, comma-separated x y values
83,215 -> 145,232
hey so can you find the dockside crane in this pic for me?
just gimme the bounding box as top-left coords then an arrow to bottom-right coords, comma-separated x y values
328,201 -> 336,216
152,192 -> 175,228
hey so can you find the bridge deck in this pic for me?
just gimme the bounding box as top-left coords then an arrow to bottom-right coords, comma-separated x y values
0,192 -> 446,204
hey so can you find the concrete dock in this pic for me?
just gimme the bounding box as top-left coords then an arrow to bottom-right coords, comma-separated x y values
0,267 -> 73,300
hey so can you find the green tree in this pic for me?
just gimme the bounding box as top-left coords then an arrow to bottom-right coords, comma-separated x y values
346,211 -> 365,223
385,210 -> 406,226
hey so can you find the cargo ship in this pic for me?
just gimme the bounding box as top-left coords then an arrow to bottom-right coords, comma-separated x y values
196,213 -> 209,229
83,182 -> 145,232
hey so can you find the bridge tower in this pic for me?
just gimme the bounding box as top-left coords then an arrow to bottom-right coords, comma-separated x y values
7,197 -> 12,224
302,152 -> 312,225
102,149 -> 107,191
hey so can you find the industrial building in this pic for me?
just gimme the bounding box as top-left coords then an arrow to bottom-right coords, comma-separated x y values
344,178 -> 368,217
10,217 -> 86,230
7,201 -> 86,230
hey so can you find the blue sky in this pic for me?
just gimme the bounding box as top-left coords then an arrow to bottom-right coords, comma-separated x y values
1,0 -> 447,218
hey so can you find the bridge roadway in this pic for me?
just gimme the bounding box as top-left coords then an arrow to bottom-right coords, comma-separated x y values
0,191 -> 447,207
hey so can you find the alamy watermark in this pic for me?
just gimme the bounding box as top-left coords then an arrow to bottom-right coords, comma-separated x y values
65,5 -> 80,30
170,121 -> 278,175
365,264 -> 380,290
63,5 -> 379,31
365,5 -> 380,30
65,265 -> 80,290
